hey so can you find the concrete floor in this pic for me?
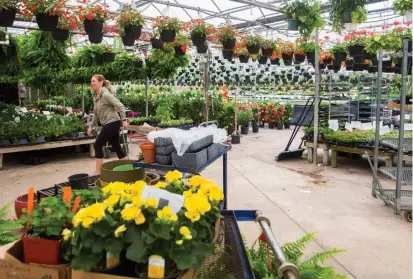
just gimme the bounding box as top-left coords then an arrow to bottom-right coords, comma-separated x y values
0,127 -> 411,279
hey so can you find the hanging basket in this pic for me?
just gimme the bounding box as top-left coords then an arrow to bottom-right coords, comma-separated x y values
333,52 -> 347,65
0,8 -> 17,27
348,45 -> 364,57
133,60 -> 143,67
124,24 -> 142,40
222,38 -> 236,50
239,55 -> 249,63
88,32 -> 103,44
262,48 -> 273,57
160,29 -> 176,42
247,44 -> 260,54
306,51 -> 315,63
258,56 -> 268,65
122,35 -> 136,47
341,9 -> 353,23
271,58 -> 280,65
103,52 -> 116,62
191,33 -> 206,47
36,13 -> 58,31
196,43 -> 208,54
294,53 -> 305,63
353,55 -> 365,64
151,38 -> 163,49
222,49 -> 233,61
174,46 -> 186,56
52,28 -> 69,41
83,19 -> 103,34
287,19 -> 299,30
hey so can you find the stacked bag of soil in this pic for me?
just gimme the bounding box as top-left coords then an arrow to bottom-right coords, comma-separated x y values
154,137 -> 176,165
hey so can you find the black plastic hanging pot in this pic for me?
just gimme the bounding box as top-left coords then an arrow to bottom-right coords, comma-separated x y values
306,51 -> 315,64
334,52 -> 347,65
133,60 -> 143,67
196,43 -> 208,54
271,58 -> 280,65
36,13 -> 58,31
341,9 -> 353,23
258,56 -> 268,65
349,45 -> 364,57
294,53 -> 305,63
222,38 -> 236,49
262,48 -> 273,57
0,8 -> 17,27
122,35 -> 136,47
174,46 -> 186,56
103,52 -> 116,62
368,66 -> 378,73
160,29 -> 176,42
83,19 -> 103,34
287,19 -> 299,30
52,28 -> 69,41
191,33 -> 206,47
239,55 -> 249,63
247,44 -> 260,54
124,24 -> 142,39
323,57 -> 333,65
88,32 -> 103,44
222,49 -> 233,61
151,38 -> 163,49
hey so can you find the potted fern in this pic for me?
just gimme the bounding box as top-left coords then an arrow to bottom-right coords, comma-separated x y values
0,0 -> 19,27
394,0 -> 412,20
117,7 -> 144,46
0,204 -> 22,246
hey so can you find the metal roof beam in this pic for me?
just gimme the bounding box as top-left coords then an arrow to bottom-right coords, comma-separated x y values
203,5 -> 252,20
229,0 -> 281,12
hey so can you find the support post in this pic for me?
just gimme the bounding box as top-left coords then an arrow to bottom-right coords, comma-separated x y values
313,30 -> 320,164
145,78 -> 150,117
223,153 -> 228,210
203,54 -> 210,122
82,84 -> 84,112
373,49 -> 383,194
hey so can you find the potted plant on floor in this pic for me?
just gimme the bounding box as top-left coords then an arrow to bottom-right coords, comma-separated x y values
394,0 -> 412,20
275,103 -> 285,130
215,22 -> 237,50
19,196 -> 74,265
52,11 -> 78,41
330,0 -> 368,33
238,109 -> 252,135
25,0 -> 67,31
186,18 -> 214,48
153,16 -> 181,42
78,4 -> 109,44
281,0 -> 324,38
117,7 -> 144,46
0,0 -> 20,27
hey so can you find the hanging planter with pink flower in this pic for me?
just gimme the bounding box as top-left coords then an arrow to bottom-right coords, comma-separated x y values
0,0 -> 21,27
78,4 -> 109,44
153,16 -> 181,42
173,34 -> 190,56
24,0 -> 68,31
116,7 -> 144,47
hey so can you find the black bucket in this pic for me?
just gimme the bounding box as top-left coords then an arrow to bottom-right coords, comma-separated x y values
68,173 -> 89,189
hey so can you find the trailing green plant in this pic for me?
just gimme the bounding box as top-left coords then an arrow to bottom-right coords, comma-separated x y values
394,0 -> 412,15
281,0 -> 324,38
71,44 -> 105,68
351,7 -> 368,24
299,40 -> 322,52
246,232 -> 347,279
0,204 -> 22,246
364,31 -> 403,54
329,0 -> 368,33
0,30 -> 20,77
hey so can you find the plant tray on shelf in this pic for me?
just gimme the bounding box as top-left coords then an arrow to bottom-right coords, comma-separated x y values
172,149 -> 208,169
126,125 -> 157,132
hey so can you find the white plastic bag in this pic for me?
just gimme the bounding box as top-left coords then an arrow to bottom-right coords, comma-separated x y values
147,125 -> 227,156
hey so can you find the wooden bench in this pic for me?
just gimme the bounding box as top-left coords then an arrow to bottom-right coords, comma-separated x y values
0,138 -> 96,169
305,141 -> 395,168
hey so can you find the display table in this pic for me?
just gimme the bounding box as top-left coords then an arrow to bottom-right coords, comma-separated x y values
0,138 -> 96,169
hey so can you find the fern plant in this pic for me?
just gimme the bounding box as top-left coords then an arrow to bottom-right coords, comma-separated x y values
0,204 -> 22,246
246,232 -> 347,279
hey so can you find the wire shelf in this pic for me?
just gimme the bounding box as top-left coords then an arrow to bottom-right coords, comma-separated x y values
379,167 -> 412,185
375,189 -> 412,211
381,138 -> 412,153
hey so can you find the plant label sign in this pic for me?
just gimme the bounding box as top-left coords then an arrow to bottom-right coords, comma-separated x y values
113,37 -> 123,53
141,186 -> 184,214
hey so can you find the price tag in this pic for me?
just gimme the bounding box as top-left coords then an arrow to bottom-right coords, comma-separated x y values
328,120 -> 339,131
141,186 -> 184,214
42,111 -> 50,115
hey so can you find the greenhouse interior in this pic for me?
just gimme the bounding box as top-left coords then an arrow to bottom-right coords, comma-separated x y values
0,0 -> 412,278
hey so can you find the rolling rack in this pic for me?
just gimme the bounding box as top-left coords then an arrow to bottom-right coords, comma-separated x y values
366,42 -> 412,222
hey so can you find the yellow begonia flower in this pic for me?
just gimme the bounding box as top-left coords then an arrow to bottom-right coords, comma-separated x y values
157,206 -> 178,222
176,239 -> 183,245
107,206 -> 114,213
82,217 -> 94,228
142,198 -> 158,209
184,194 -> 211,215
188,175 -> 204,188
184,210 -> 201,222
199,184 -> 224,202
130,181 -> 145,195
183,190 -> 193,198
114,225 -> 127,237
164,170 -> 182,183
62,228 -> 71,241
121,206 -> 140,221
72,203 -> 107,228
135,211 -> 146,225
179,226 -> 192,240
154,182 -> 168,189
104,194 -> 120,206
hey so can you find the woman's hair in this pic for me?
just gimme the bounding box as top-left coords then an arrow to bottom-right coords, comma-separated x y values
92,74 -> 111,89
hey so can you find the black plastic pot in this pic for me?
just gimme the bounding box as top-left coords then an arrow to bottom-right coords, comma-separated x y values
288,19 -> 299,30
222,49 -> 233,61
160,29 -> 176,42
368,66 -> 378,73
268,122 -> 275,129
271,58 -> 280,65
239,55 -> 249,63
252,125 -> 259,133
231,134 -> 241,144
353,55 -> 365,64
382,60 -> 392,68
52,28 -> 69,41
349,45 -> 364,57
36,13 -> 58,31
83,19 -> 103,34
196,44 -> 208,54
124,24 -> 142,40
0,8 -> 17,27
175,46 -> 186,56
240,125 -> 249,135
276,123 -> 283,130
258,56 -> 268,65
334,52 -> 347,64
191,33 -> 206,47
222,38 -> 236,49
88,32 -> 103,44
103,52 -> 116,62
306,51 -> 315,63
151,38 -> 163,49
68,173 -> 89,190
247,44 -> 260,54
284,122 -> 290,129
294,53 -> 305,63
262,48 -> 273,57
342,9 -> 353,23
122,35 -> 136,47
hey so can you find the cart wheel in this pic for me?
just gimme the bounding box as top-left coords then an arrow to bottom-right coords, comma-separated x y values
104,148 -> 111,159
403,211 -> 412,222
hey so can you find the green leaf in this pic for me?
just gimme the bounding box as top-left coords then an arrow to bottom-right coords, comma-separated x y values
126,232 -> 147,263
150,222 -> 172,240
93,219 -> 113,237
104,238 -> 123,257
91,240 -> 105,254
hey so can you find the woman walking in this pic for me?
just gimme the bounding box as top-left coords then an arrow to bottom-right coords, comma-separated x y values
87,74 -> 126,174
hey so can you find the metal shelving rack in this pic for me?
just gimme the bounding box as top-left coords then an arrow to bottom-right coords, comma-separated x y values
357,76 -> 390,122
366,41 -> 412,222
